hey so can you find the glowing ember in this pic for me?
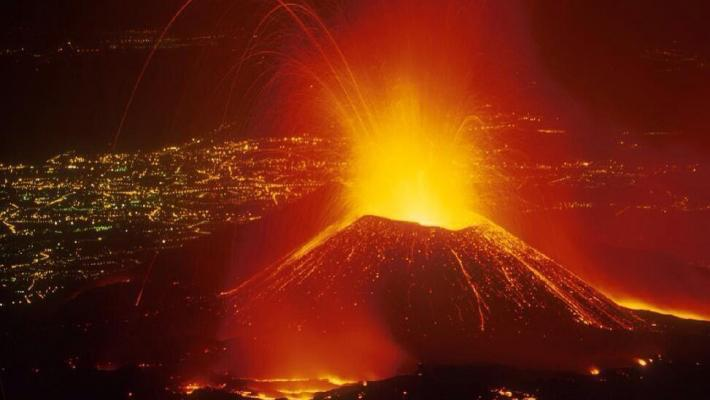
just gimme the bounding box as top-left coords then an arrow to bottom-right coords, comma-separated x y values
492,387 -> 538,400
179,377 -> 353,400
181,382 -> 204,395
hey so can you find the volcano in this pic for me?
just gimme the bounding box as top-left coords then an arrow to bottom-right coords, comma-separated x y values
221,215 -> 653,379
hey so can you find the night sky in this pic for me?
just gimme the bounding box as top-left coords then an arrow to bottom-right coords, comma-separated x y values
1,0 -> 709,161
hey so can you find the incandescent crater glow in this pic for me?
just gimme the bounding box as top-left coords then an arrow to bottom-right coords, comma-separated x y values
344,83 -> 481,230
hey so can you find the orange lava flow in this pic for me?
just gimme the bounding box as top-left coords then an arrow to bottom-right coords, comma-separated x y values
614,298 -> 710,321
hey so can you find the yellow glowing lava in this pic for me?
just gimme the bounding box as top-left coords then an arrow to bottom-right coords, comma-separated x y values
614,298 -> 710,321
343,82 -> 481,230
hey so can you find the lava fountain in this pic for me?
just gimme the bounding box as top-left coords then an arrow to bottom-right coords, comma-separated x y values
230,0 -> 520,229
295,0 -> 491,229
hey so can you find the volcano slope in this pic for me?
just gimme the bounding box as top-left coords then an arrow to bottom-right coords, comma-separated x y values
221,215 -> 658,375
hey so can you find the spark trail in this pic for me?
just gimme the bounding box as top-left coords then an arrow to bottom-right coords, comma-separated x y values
113,0 -> 195,150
